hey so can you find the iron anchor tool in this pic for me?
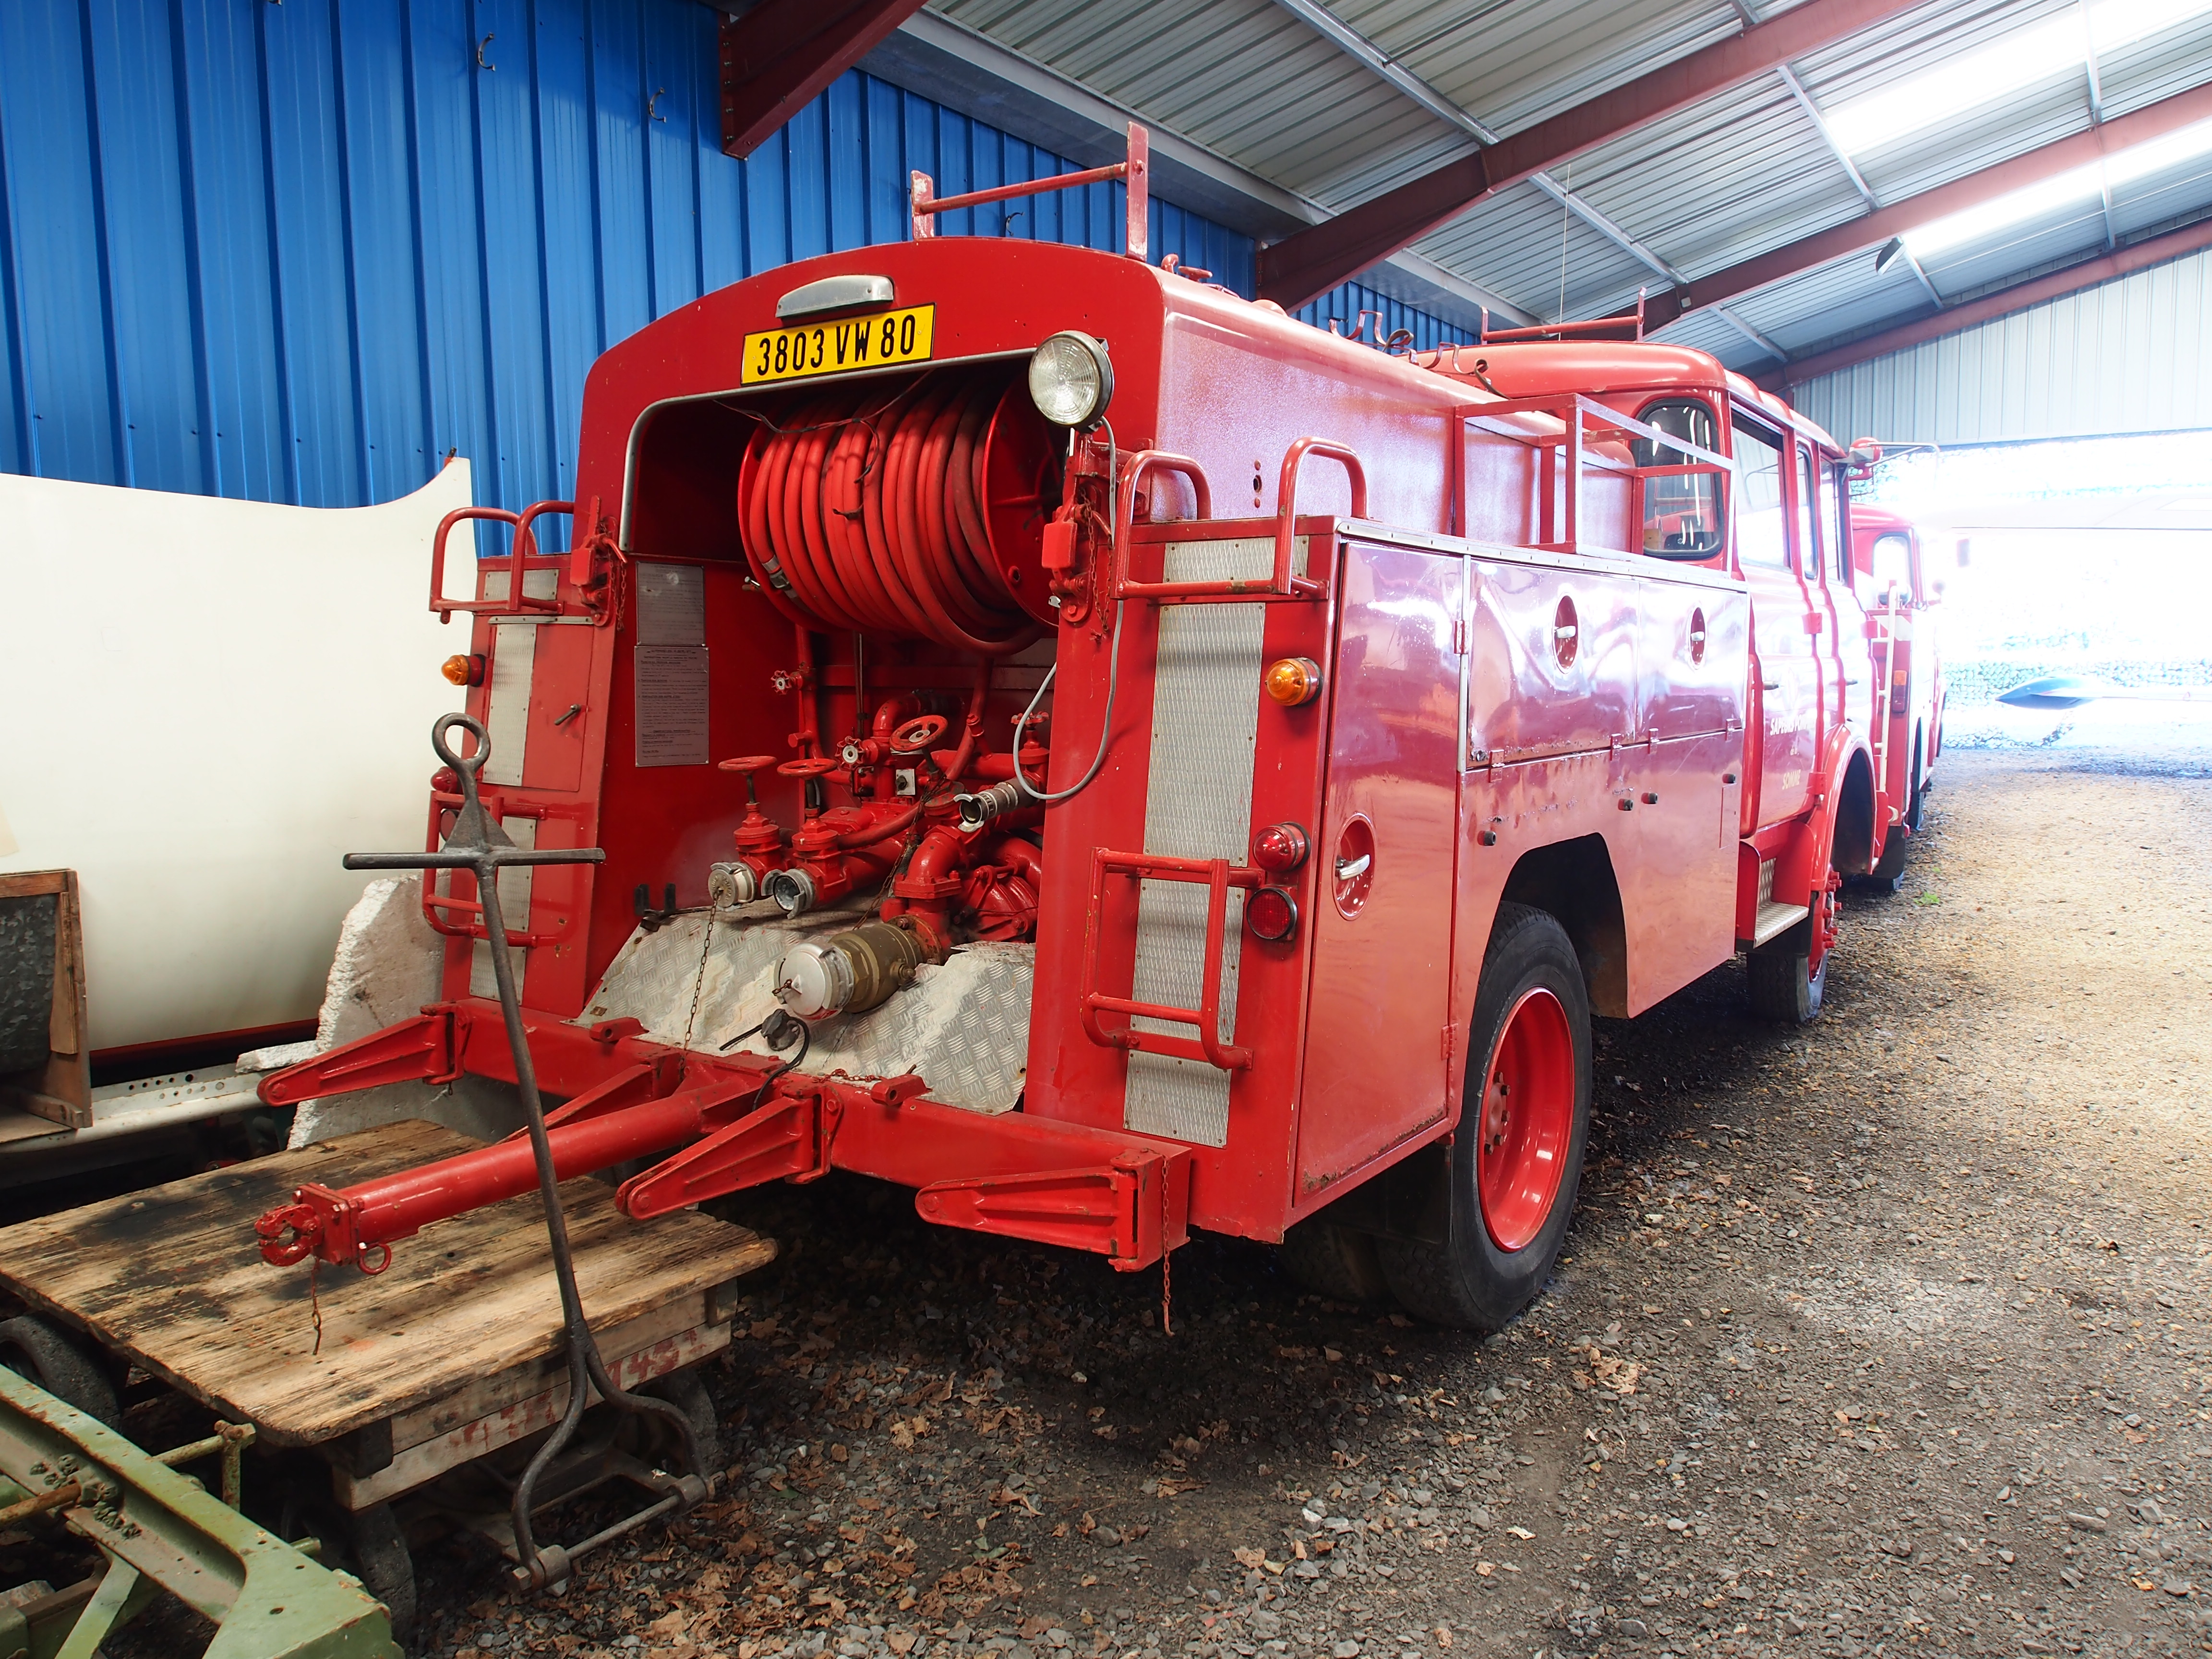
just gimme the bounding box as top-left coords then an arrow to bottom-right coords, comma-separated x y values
329,711 -> 709,1591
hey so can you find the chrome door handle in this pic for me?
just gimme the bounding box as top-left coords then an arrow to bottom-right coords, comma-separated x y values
1334,854 -> 1371,880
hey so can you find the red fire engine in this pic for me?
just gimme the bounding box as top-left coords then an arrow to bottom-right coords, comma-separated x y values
1847,504 -> 1944,888
255,160 -> 1911,1332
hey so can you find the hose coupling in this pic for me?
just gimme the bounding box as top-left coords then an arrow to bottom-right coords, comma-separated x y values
762,866 -> 819,916
955,780 -> 1025,833
708,862 -> 758,907
773,919 -> 932,1019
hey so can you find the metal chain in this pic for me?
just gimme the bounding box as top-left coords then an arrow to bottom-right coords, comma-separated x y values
1159,1175 -> 1173,1337
676,911 -> 717,1073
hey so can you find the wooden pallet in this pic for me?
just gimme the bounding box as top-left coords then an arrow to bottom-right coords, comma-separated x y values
0,1119 -> 775,1508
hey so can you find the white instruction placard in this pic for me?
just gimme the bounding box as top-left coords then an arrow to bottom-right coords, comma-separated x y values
635,644 -> 709,766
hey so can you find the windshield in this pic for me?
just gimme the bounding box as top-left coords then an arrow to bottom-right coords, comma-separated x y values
1631,399 -> 1726,559
1869,531 -> 1913,600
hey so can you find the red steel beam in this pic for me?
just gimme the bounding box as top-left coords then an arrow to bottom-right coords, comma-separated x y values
1254,0 -> 1924,310
720,0 -> 930,161
1650,77 -> 2212,328
1781,213 -> 2212,385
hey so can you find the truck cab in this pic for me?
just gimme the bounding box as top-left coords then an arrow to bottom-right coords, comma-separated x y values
1424,339 -> 1899,1018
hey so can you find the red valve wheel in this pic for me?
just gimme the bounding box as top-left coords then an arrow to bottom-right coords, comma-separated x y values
889,714 -> 950,756
718,755 -> 782,774
1474,985 -> 1576,1253
777,757 -> 843,778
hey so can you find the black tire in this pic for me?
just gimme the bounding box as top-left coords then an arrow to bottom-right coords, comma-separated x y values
1862,828 -> 1908,891
1277,1219 -> 1391,1304
1748,916 -> 1827,1024
0,1316 -> 120,1427
345,1503 -> 417,1637
641,1366 -> 724,1480
1375,904 -> 1591,1332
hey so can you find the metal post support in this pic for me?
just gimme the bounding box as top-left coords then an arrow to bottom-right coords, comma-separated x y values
326,713 -> 705,1591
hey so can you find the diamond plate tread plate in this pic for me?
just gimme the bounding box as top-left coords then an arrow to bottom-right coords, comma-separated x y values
1123,536 -> 1307,1149
577,910 -> 1032,1114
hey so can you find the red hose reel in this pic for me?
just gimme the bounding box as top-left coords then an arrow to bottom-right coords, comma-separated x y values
735,366 -> 1063,653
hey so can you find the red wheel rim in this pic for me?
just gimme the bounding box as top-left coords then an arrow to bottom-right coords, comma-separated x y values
1475,987 -> 1576,1252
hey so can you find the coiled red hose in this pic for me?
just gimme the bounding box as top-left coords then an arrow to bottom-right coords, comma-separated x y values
738,371 -> 1047,654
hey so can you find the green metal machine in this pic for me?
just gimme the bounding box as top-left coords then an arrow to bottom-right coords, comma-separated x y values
0,1363 -> 401,1659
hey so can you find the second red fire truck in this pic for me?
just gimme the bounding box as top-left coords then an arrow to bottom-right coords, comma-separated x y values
255,164 -> 1919,1334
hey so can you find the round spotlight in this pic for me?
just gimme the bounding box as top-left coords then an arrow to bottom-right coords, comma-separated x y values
1264,657 -> 1322,707
1250,822 -> 1310,875
1247,886 -> 1299,944
1027,331 -> 1114,429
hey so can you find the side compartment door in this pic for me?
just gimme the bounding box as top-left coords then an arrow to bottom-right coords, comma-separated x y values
1627,576 -> 1748,1006
1732,416 -> 1816,828
1295,541 -> 1465,1202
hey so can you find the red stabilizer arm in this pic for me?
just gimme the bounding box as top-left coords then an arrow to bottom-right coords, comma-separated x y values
256,1009 -> 460,1106
252,997 -> 1196,1274
254,1068 -> 770,1268
919,1153 -> 1188,1271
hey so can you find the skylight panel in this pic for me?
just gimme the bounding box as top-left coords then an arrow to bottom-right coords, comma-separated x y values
1826,0 -> 2212,155
1900,117 -> 2212,256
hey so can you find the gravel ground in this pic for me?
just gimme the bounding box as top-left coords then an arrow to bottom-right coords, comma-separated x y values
16,746 -> 2211,1659
396,745 -> 2212,1659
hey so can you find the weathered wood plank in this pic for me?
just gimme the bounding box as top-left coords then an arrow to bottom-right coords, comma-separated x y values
0,1121 -> 775,1445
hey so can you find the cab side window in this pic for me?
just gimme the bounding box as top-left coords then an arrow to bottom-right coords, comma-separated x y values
1795,445 -> 1821,582
1732,419 -> 1789,568
1631,398 -> 1726,558
1831,463 -> 1852,583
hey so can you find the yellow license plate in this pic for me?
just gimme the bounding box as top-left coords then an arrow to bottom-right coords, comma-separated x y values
742,304 -> 935,384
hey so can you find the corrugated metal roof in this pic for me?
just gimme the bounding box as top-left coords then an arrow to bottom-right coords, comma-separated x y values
1347,0 -> 1742,141
930,0 -> 2212,397
936,0 -> 1467,205
1412,180 -> 1655,319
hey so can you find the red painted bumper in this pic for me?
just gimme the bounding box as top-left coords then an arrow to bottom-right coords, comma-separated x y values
254,1000 -> 1190,1275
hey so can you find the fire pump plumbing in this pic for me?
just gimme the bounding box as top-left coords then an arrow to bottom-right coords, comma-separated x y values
686,349 -> 1098,1023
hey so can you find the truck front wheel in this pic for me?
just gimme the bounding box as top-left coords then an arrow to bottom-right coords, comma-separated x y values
1748,915 -> 1827,1023
1377,904 -> 1591,1331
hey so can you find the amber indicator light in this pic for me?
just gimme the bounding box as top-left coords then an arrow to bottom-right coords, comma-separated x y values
1264,656 -> 1322,707
441,653 -> 484,687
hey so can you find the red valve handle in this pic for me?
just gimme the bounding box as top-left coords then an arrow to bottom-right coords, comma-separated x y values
718,755 -> 782,775
778,757 -> 843,778
890,714 -> 950,756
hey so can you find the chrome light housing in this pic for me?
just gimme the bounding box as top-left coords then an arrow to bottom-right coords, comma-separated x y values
1027,331 -> 1114,429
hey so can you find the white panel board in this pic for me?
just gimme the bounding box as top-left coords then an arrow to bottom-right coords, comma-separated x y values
0,463 -> 477,1051
1793,245 -> 2212,447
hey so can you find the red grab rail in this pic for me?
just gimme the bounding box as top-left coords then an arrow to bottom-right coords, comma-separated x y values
430,504 -> 573,624
914,122 -> 1149,262
1079,849 -> 1261,1071
1112,437 -> 1360,604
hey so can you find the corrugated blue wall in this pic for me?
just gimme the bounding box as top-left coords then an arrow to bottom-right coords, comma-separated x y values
1297,281 -> 1473,355
0,0 -> 1468,523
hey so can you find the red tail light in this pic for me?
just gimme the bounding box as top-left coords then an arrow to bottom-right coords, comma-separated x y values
1247,886 -> 1299,943
1250,822 -> 1310,874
